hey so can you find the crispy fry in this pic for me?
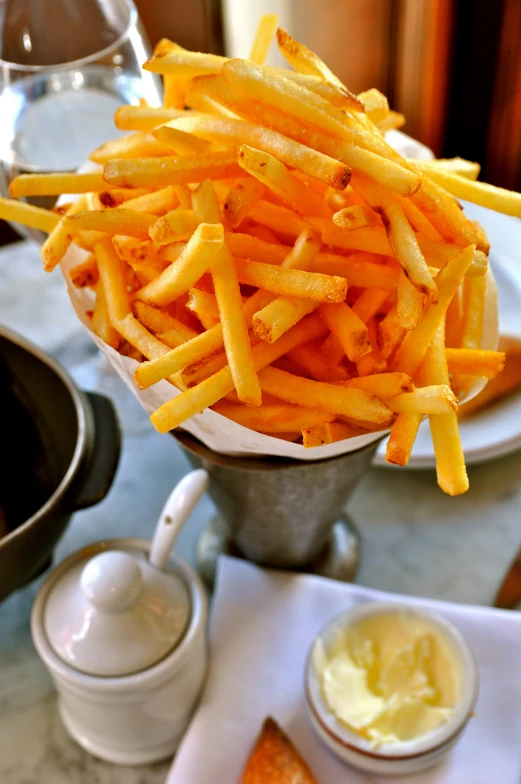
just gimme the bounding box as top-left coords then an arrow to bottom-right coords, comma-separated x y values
342,372 -> 413,398
92,280 -> 120,349
152,124 -> 214,154
95,238 -> 131,324
446,348 -> 505,378
332,204 -> 380,230
351,288 -> 390,323
149,209 -> 199,245
223,177 -> 265,228
318,302 -> 371,361
258,365 -> 391,423
253,298 -> 318,343
302,422 -> 333,447
9,172 -> 110,197
391,245 -> 476,376
103,150 -> 242,189
387,385 -> 457,415
137,222 -> 224,305
386,414 -> 422,465
287,341 -> 349,382
357,88 -> 389,123
458,346 -> 521,418
69,254 -> 98,288
379,304 -> 406,359
212,400 -> 333,432
120,186 -> 179,215
187,288 -> 220,328
397,271 -> 424,331
0,198 -> 60,233
356,318 -> 388,376
114,105 -> 185,131
134,301 -> 198,342
321,333 -> 345,365
171,113 -> 350,189
408,157 -> 480,180
249,14 -> 279,64
67,209 -> 156,239
238,144 -> 331,217
234,258 -> 347,302
90,131 -> 173,164
42,195 -> 88,271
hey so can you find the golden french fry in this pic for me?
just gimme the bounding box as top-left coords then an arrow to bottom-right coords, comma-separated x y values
73,229 -> 107,252
378,304 -> 406,360
249,14 -> 279,64
461,275 -> 486,350
186,288 -> 220,329
397,195 -> 443,242
66,209 -> 156,239
120,186 -> 179,215
397,271 -> 424,331
238,144 -> 331,217
9,172 -> 110,197
287,341 -> 349,382
387,385 -> 457,415
137,222 -> 224,306
234,258 -> 347,302
103,150 -> 242,189
95,238 -> 131,324
311,252 -> 400,290
191,178 -> 222,224
375,110 -> 406,131
0,197 -> 60,233
356,318 -> 388,376
258,365 -> 392,423
275,27 -> 363,112
150,314 -> 327,432
353,175 -> 437,299
253,298 -> 318,343
149,209 -> 199,245
90,131 -> 173,165
302,422 -> 333,447
386,414 -> 422,465
458,347 -> 521,418
134,300 -> 198,341
391,245 -> 475,376
446,348 -> 505,378
114,105 -> 186,131
332,204 -> 380,231
92,280 -> 120,349
223,177 -> 265,228
318,302 -> 371,361
321,333 -> 345,365
408,157 -> 480,180
342,372 -> 413,398
170,113 -> 351,190
445,285 -> 463,347
421,322 -> 468,495
212,400 -> 333,433
41,195 -> 88,271
152,124 -> 213,154
69,254 -> 98,288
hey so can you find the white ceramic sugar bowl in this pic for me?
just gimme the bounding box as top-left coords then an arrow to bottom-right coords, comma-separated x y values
31,470 -> 209,766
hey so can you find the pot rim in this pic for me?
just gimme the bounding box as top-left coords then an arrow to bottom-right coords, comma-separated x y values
0,325 -> 90,546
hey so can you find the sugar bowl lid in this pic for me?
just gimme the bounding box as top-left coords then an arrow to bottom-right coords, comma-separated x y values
42,470 -> 209,677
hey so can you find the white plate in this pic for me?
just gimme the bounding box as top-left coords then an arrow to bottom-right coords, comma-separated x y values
373,202 -> 521,469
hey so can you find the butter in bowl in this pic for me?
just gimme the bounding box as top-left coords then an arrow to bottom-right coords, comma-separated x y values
305,603 -> 478,777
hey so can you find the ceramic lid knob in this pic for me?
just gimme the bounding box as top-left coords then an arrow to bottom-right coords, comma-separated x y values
81,551 -> 142,613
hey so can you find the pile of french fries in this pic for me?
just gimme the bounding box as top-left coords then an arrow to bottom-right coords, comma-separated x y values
3,15 -> 518,495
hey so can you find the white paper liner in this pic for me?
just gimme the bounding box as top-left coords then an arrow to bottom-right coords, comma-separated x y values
58,136 -> 499,461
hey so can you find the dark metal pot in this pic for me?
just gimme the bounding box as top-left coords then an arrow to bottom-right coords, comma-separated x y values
0,326 -> 121,602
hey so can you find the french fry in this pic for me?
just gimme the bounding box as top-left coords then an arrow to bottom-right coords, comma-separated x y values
351,288 -> 390,323
0,197 -> 60,233
332,204 -> 380,230
149,209 -> 199,245
187,288 -> 220,328
387,385 -> 457,415
257,365 -> 392,423
137,222 -> 224,306
253,298 -> 318,343
458,347 -> 521,418
302,422 -> 333,447
391,245 -> 475,376
275,27 -> 364,112
90,131 -> 173,164
153,39 -> 187,110
114,105 -> 186,131
356,318 -> 387,376
408,157 -> 480,180
67,209 -> 156,239
152,124 -> 213,154
170,113 -> 351,189
92,280 -> 120,349
223,177 -> 265,228
311,252 -> 401,290
461,275 -> 486,350
445,285 -> 463,348
357,88 -> 389,123
242,199 -> 308,239
321,333 -> 345,365
238,144 -> 331,217
212,400 -> 333,433
378,304 -> 406,359
73,229 -> 107,252
42,195 -> 88,272
353,175 -> 437,299
446,348 -> 505,378
397,195 -> 443,242
234,258 -> 347,302
342,372 -> 413,398
150,314 -> 327,432
421,322 -> 468,495
95,238 -> 131,324
249,14 -> 279,64
386,414 -> 422,465
134,301 -> 198,342
103,150 -> 242,189
120,186 -> 180,215
9,172 -> 111,197
375,110 -> 406,131
318,302 -> 371,361
397,271 -> 424,331
69,254 -> 98,288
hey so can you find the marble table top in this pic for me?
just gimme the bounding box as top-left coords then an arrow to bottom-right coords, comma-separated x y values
1,240 -> 521,783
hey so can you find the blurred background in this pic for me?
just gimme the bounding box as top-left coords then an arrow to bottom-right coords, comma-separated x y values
1,0 -> 520,243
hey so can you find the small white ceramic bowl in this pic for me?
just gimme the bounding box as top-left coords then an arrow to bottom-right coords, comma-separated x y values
305,602 -> 479,777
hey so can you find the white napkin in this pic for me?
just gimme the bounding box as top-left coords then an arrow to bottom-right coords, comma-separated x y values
167,556 -> 521,784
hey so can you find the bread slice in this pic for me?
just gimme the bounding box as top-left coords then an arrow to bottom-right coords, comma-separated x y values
242,716 -> 318,783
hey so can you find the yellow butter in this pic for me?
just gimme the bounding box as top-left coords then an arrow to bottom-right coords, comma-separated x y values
316,611 -> 461,746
